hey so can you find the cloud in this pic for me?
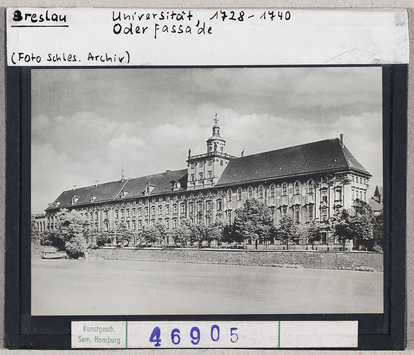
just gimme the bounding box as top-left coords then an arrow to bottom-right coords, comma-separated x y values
31,68 -> 383,213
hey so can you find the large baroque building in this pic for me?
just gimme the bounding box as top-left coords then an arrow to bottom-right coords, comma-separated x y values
44,118 -> 371,244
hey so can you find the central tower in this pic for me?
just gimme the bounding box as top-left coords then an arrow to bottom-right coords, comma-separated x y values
187,115 -> 236,190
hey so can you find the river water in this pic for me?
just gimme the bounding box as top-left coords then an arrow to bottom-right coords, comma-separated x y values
32,257 -> 383,316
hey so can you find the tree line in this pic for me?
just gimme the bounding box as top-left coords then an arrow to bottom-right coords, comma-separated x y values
32,199 -> 383,259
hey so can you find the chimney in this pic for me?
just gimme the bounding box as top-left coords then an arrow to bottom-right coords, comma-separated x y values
95,180 -> 99,187
340,134 -> 344,146
72,185 -> 77,191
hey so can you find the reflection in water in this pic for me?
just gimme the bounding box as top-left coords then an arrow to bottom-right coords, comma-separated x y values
32,257 -> 383,316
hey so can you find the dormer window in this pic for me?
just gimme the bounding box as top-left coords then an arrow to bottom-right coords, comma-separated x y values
145,183 -> 154,195
90,195 -> 97,202
173,181 -> 181,191
121,190 -> 128,198
71,196 -> 79,205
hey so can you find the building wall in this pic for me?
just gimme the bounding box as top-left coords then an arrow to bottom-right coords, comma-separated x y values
45,171 -> 369,243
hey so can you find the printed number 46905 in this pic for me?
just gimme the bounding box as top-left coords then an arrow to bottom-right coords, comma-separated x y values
149,325 -> 238,347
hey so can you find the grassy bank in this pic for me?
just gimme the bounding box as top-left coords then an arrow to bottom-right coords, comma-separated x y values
88,247 -> 383,272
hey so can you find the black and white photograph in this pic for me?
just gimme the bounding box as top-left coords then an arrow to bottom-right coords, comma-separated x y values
31,67 -> 384,316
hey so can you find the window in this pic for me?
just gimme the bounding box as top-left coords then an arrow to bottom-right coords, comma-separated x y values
259,186 -> 264,199
126,209 -> 130,217
208,171 -> 213,178
352,187 -> 355,200
352,175 -> 355,182
282,183 -> 287,196
321,208 -> 328,222
199,172 -> 203,180
104,210 -> 109,219
364,191 -> 366,202
132,221 -> 136,230
208,160 -> 212,166
206,201 -> 212,211
190,174 -> 195,181
145,207 -> 149,216
191,164 -> 194,169
227,189 -> 232,202
198,201 -> 203,212
115,210 -> 119,219
165,205 -> 170,214
321,189 -> 328,203
237,188 -> 242,200
180,203 -> 185,214
158,205 -> 162,215
138,221 -> 143,229
132,208 -> 136,217
248,187 -> 253,199
270,184 -> 275,197
294,182 -> 300,195
308,181 -> 314,194
335,188 -> 342,201
165,218 -> 170,229
217,199 -> 222,211
189,203 -> 194,213
173,204 -> 178,214
227,211 -> 232,224
294,206 -> 300,223
172,219 -> 177,229
308,205 -> 314,220
282,206 -> 287,216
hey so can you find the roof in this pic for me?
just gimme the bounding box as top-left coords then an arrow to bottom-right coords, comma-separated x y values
216,138 -> 371,186
369,197 -> 383,212
46,169 -> 188,211
46,138 -> 371,211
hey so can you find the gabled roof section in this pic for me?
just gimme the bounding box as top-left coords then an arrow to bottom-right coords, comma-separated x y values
46,169 -> 188,211
216,138 -> 371,186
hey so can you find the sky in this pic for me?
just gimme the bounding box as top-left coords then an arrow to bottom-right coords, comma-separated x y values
31,67 -> 383,214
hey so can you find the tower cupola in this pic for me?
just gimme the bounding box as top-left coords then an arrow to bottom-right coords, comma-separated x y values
207,114 -> 226,153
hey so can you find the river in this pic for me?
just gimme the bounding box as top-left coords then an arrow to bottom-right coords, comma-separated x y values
32,257 -> 383,316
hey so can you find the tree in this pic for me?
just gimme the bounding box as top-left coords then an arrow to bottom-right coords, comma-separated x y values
332,206 -> 374,250
273,215 -> 296,250
189,222 -> 224,248
113,222 -> 135,246
172,219 -> 193,247
47,209 -> 89,258
139,223 -> 167,246
307,220 -> 321,248
233,199 -> 274,247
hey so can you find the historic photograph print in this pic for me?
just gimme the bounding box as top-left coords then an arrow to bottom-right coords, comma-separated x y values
31,67 -> 384,316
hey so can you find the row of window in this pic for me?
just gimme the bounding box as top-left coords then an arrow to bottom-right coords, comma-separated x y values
352,175 -> 367,185
190,159 -> 224,169
84,200 -> 224,222
352,187 -> 367,202
190,170 -> 214,181
224,182 -> 318,202
80,185 -> 342,222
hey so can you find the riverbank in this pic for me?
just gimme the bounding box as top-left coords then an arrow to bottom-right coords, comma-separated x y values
87,247 -> 383,272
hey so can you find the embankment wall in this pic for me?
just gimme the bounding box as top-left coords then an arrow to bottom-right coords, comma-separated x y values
88,248 -> 383,272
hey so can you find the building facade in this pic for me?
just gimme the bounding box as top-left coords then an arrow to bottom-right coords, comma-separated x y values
44,118 -> 371,244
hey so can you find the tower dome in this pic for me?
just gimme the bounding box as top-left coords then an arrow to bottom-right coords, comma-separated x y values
207,114 -> 226,153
